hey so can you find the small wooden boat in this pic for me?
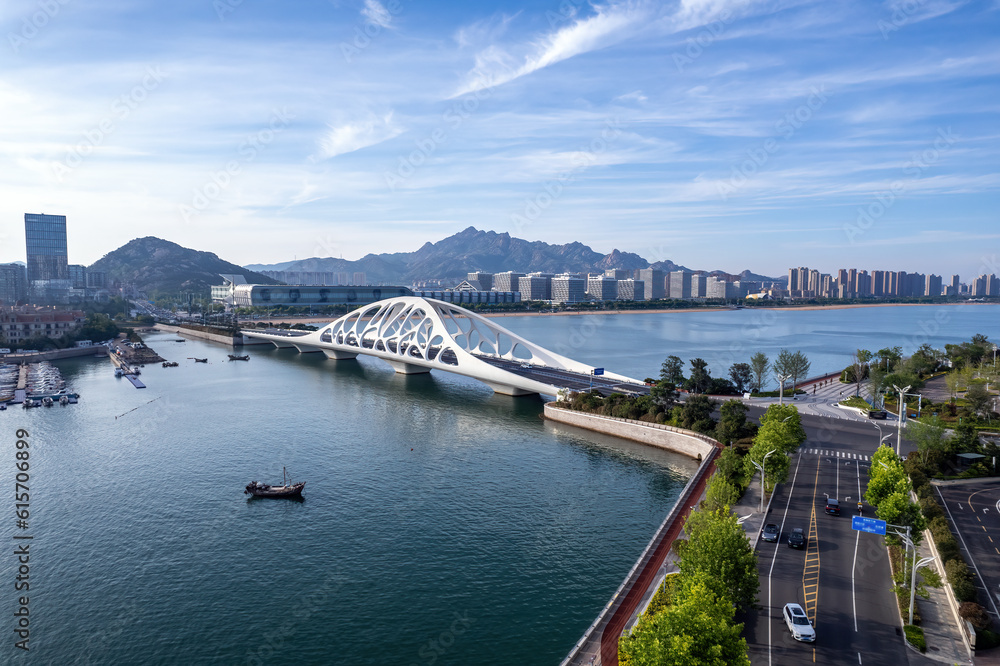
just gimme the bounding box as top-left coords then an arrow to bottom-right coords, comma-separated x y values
189,358 -> 208,363
228,354 -> 250,361
244,468 -> 305,498
162,361 -> 179,368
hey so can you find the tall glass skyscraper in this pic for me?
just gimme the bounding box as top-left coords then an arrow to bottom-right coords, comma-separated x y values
24,213 -> 69,282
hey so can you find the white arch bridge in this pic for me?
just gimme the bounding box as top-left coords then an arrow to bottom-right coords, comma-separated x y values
241,297 -> 649,397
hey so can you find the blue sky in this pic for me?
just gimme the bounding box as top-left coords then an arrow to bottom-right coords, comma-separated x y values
0,0 -> 998,279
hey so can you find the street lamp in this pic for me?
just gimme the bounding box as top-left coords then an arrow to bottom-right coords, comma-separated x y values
776,372 -> 791,405
909,556 -> 935,625
892,383 -> 911,455
871,422 -> 893,450
750,448 -> 778,513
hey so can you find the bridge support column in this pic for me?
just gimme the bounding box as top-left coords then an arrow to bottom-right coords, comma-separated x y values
385,360 -> 431,375
322,349 -> 358,360
292,344 -> 323,353
270,340 -> 298,349
483,382 -> 538,397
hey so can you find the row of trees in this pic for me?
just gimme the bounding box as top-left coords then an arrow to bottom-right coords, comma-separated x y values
619,507 -> 757,665
657,349 -> 811,396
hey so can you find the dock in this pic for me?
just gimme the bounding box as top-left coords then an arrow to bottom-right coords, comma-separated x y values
125,375 -> 146,389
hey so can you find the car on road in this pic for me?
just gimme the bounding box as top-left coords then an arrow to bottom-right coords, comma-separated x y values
788,528 -> 806,549
782,603 -> 816,642
868,409 -> 888,419
761,523 -> 779,542
825,498 -> 841,515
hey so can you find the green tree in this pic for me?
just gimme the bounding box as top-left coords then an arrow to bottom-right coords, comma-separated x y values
749,352 -> 770,393
787,350 -> 811,393
965,382 -> 992,420
660,355 -> 685,384
705,473 -> 740,511
746,438 -> 790,489
714,447 -> 743,481
680,395 -> 717,434
876,491 -> 926,537
676,508 -> 759,610
865,445 -> 909,508
650,381 -> 679,411
715,399 -> 756,445
852,349 -> 873,397
876,346 -> 903,373
728,363 -> 753,394
757,404 -> 807,452
906,415 -> 950,464
619,570 -> 750,666
685,358 -> 712,394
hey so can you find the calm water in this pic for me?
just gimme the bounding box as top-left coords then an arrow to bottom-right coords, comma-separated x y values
1,304 -> 996,665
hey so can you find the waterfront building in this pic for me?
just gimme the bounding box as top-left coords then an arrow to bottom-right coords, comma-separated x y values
925,274 -> 942,297
0,263 -> 27,305
690,274 -> 708,299
603,269 -> 629,280
551,275 -> 585,304
467,272 -> 494,291
518,274 -> 552,301
638,268 -> 664,300
492,271 -> 525,293
669,271 -> 691,299
615,279 -> 644,301
231,284 -> 413,308
0,305 -> 86,343
414,290 -> 520,305
587,276 -> 617,301
24,213 -> 71,302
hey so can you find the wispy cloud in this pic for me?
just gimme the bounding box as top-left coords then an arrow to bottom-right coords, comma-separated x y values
317,112 -> 403,159
451,2 -> 649,97
361,0 -> 394,29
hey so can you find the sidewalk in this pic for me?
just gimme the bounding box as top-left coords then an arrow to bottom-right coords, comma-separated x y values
910,536 -> 974,665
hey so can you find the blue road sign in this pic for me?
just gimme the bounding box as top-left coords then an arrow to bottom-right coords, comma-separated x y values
852,515 -> 887,535
593,368 -> 604,376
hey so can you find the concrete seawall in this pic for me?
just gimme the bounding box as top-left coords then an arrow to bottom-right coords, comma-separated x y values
153,324 -> 242,347
1,345 -> 108,363
543,403 -> 716,460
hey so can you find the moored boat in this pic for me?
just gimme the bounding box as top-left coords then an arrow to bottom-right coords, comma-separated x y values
244,468 -> 305,498
228,354 -> 250,361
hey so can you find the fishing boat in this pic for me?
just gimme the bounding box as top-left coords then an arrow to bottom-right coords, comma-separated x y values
244,468 -> 305,499
189,358 -> 208,363
162,361 -> 179,368
228,354 -> 250,361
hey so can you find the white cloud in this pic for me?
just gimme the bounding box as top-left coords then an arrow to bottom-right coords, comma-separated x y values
361,0 -> 394,28
614,90 -> 648,103
452,2 -> 648,97
317,112 -> 403,159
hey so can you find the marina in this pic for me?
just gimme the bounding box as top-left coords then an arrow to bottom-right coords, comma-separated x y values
0,360 -> 78,406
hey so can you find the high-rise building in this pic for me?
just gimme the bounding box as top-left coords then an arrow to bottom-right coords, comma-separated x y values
492,271 -> 525,293
518,275 -> 551,301
352,272 -> 366,285
68,264 -> 87,289
638,268 -> 664,300
924,274 -> 942,297
616,279 -> 644,301
987,274 -> 1000,297
25,213 -> 69,283
0,263 -> 27,305
587,276 -> 617,301
551,275 -> 585,304
604,269 -> 629,280
467,272 -> 494,291
669,271 -> 691,299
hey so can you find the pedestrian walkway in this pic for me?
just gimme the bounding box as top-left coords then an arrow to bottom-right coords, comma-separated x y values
802,448 -> 872,461
910,536 -> 974,665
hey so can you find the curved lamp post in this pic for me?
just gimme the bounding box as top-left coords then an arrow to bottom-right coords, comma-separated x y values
750,448 -> 777,513
892,383 -> 911,455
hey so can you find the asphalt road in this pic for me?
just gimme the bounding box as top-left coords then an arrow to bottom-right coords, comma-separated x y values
935,480 -> 1000,621
743,416 -> 926,666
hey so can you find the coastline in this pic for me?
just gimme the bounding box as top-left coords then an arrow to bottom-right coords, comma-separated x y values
245,300 -> 989,325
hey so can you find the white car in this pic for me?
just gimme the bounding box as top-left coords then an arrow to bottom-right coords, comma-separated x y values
782,603 -> 815,642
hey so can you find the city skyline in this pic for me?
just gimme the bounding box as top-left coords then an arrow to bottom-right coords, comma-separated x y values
1,1 -> 998,275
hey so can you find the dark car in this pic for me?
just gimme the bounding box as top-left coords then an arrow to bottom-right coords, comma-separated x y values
825,498 -> 841,516
868,410 -> 888,419
788,528 -> 806,549
762,523 -> 779,543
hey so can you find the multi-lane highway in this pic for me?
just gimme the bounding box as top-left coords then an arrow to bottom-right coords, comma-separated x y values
743,415 -> 932,666
935,479 -> 1000,621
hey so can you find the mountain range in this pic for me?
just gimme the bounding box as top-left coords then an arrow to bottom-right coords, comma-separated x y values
246,227 -> 782,285
90,228 -> 782,295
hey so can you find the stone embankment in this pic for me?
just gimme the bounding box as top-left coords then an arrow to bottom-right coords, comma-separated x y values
153,324 -> 243,347
542,403 -> 716,460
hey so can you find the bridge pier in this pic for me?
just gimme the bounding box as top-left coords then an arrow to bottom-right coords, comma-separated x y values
483,382 -> 538,397
322,349 -> 359,361
270,340 -> 298,349
385,360 -> 431,375
292,344 -> 324,353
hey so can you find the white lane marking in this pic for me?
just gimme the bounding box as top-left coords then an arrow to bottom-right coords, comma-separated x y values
959,503 -> 964,510
937,488 -> 1000,618
767,451 -> 806,666
853,459 -> 862,633
858,652 -> 862,664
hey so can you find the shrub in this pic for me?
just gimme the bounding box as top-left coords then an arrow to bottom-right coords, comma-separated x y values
934,535 -> 960,565
919,497 -> 944,522
978,628 -> 1000,650
903,625 -> 926,652
958,602 -> 991,631
915,484 -> 933,500
928,515 -> 950,541
946,560 -> 978,602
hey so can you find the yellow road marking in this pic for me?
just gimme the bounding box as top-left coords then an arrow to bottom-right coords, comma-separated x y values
803,456 -> 822,626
